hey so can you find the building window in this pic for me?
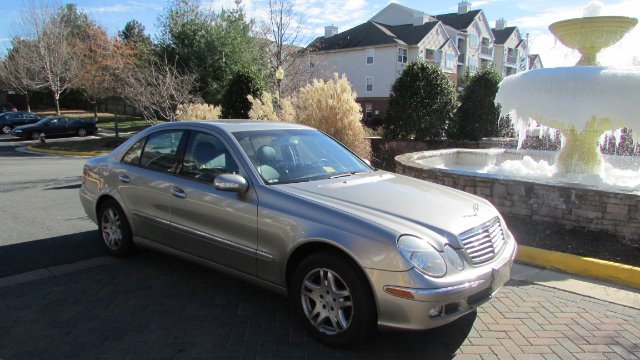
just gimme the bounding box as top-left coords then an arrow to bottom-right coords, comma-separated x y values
366,48 -> 374,64
365,103 -> 373,119
445,53 -> 455,69
397,48 -> 408,64
366,77 -> 374,92
309,54 -> 315,69
469,33 -> 478,50
468,56 -> 478,72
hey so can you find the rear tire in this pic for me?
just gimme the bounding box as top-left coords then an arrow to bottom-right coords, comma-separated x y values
291,251 -> 376,346
31,132 -> 41,140
98,199 -> 136,257
1,125 -> 12,134
77,128 -> 87,137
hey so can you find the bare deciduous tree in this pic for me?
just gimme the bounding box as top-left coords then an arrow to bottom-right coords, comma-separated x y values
121,58 -> 201,123
19,0 -> 80,114
258,0 -> 315,97
0,39 -> 44,112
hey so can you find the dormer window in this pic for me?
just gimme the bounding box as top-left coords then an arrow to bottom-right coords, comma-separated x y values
366,48 -> 374,64
397,48 -> 408,64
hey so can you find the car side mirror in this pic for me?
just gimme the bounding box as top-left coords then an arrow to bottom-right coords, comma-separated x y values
214,174 -> 249,193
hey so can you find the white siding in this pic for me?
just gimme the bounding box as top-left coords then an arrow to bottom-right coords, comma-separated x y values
314,46 -> 398,98
370,4 -> 420,26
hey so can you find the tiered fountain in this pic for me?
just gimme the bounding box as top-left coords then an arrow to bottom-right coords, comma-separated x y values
396,2 -> 640,239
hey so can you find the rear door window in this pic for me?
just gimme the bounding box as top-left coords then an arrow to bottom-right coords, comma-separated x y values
140,131 -> 185,173
122,139 -> 146,166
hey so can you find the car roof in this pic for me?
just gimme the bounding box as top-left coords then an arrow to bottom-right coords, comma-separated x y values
155,120 -> 313,133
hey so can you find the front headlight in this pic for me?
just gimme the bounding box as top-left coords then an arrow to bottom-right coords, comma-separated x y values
13,129 -> 22,133
397,235 -> 447,277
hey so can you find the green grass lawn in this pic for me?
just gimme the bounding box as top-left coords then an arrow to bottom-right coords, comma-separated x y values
31,136 -> 130,153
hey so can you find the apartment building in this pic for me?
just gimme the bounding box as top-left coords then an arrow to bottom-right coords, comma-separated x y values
307,2 -> 540,119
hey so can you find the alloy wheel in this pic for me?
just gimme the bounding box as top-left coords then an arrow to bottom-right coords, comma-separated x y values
101,208 -> 123,250
301,268 -> 354,335
1,125 -> 11,134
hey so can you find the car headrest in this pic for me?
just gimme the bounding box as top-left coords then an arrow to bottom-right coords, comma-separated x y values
257,145 -> 277,164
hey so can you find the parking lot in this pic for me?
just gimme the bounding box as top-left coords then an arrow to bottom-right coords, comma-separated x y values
1,135 -> 639,359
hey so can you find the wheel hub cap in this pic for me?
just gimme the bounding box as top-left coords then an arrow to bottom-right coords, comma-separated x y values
101,208 -> 123,250
301,268 -> 353,335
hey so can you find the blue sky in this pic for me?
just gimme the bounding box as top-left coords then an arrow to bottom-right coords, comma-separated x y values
1,0 -> 638,67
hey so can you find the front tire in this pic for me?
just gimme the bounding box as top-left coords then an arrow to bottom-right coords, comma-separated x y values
98,199 -> 136,257
77,128 -> 87,137
292,251 -> 376,346
31,132 -> 41,140
1,125 -> 12,134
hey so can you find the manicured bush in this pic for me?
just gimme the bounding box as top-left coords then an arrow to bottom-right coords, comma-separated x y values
383,61 -> 457,141
221,71 -> 262,119
450,67 -> 502,141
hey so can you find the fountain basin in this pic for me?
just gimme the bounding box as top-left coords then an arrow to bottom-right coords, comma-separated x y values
396,149 -> 640,242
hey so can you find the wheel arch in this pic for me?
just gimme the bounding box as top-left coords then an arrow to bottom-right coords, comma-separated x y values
285,241 -> 378,318
95,194 -> 134,233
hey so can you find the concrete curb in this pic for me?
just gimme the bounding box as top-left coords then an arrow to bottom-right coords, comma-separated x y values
26,145 -> 107,157
516,245 -> 640,290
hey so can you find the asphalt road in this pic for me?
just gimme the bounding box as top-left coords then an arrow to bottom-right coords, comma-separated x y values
0,135 -> 103,276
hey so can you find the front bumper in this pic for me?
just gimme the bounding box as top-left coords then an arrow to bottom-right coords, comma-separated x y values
367,234 -> 517,331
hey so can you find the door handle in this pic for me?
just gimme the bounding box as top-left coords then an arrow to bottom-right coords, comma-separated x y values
118,174 -> 131,183
171,187 -> 187,199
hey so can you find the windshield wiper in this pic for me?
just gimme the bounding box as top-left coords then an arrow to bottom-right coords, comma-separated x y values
329,171 -> 359,179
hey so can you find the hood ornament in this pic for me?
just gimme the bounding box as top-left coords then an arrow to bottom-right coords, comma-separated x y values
465,203 -> 480,218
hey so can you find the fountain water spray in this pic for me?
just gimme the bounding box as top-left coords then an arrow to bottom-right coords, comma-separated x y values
496,2 -> 638,175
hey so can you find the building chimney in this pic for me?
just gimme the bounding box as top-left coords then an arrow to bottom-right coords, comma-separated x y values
495,18 -> 507,30
325,25 -> 338,38
458,1 -> 471,14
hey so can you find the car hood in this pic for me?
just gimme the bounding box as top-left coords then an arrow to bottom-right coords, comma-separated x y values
278,171 -> 499,249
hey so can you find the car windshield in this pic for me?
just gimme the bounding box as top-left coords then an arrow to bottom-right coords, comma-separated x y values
233,129 -> 372,184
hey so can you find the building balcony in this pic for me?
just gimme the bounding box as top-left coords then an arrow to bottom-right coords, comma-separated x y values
479,46 -> 493,60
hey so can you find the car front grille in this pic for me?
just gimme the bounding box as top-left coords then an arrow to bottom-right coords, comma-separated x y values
458,217 -> 505,265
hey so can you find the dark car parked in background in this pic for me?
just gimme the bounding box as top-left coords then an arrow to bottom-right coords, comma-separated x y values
0,103 -> 16,113
11,116 -> 97,140
0,111 -> 41,134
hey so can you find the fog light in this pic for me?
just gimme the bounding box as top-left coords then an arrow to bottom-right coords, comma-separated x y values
428,306 -> 443,318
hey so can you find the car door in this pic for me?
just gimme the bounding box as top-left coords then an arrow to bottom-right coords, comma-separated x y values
170,130 -> 259,275
46,118 -> 67,136
114,129 -> 187,249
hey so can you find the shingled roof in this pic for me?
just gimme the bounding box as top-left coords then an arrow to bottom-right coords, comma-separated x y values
435,9 -> 481,30
492,26 -> 517,45
307,21 -> 440,51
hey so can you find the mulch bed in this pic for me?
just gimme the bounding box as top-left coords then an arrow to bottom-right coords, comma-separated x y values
504,215 -> 640,268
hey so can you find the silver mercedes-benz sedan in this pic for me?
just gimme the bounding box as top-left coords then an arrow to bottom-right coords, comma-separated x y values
80,121 -> 517,345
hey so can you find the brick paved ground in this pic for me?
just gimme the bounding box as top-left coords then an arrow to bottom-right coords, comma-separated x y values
1,251 -> 639,359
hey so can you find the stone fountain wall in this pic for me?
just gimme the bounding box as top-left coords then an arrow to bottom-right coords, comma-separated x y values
396,151 -> 640,243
